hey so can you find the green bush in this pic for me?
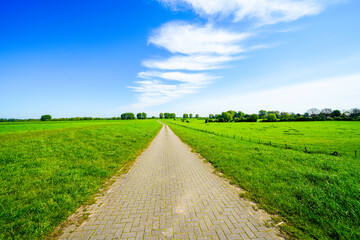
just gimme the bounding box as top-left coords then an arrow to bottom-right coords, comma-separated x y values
40,115 -> 52,121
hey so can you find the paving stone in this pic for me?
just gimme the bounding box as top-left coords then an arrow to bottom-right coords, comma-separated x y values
60,124 -> 282,240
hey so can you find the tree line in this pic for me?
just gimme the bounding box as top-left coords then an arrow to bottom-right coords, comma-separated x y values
0,113 -> 153,122
206,108 -> 360,123
1,108 -> 359,123
158,113 -> 176,119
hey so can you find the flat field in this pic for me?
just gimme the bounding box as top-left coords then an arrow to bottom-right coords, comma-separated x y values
0,120 -> 162,239
166,120 -> 360,239
0,120 -> 123,135
171,120 -> 360,158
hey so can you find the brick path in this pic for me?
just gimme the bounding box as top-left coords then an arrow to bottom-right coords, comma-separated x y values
60,124 -> 281,240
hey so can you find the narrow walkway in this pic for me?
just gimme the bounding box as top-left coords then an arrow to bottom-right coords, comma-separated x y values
60,124 -> 281,240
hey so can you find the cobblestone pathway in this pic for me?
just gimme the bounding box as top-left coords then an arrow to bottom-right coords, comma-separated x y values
60,124 -> 282,240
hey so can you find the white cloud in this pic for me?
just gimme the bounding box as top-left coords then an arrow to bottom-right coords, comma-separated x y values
138,71 -> 217,83
128,80 -> 202,109
128,0 -> 339,110
158,0 -> 331,25
143,54 -> 241,71
149,21 -> 251,55
129,22 -> 250,108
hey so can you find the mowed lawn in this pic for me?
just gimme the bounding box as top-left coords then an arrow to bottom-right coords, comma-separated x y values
0,120 -> 162,240
166,120 -> 360,239
171,120 -> 360,158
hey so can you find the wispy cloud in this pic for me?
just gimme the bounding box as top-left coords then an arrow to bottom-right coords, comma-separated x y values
128,80 -> 203,109
129,22 -> 251,108
148,22 -> 251,55
138,71 -> 217,83
143,54 -> 241,71
129,0 -> 337,110
158,0 -> 333,25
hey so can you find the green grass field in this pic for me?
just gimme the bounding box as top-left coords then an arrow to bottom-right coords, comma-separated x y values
0,120 -> 124,135
166,120 -> 360,239
170,119 -> 360,158
0,120 -> 162,239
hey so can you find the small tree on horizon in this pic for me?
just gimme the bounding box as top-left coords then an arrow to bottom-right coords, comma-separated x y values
137,112 -> 147,119
307,108 -> 320,118
259,110 -> 267,119
250,114 -> 259,122
40,115 -> 52,121
221,112 -> 232,122
267,113 -> 277,122
330,110 -> 341,118
121,113 -> 135,120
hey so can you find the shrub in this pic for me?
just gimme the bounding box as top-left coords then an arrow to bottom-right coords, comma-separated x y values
267,113 -> 277,122
40,115 -> 52,121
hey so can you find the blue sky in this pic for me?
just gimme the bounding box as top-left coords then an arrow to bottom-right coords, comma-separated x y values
1,0 -> 359,118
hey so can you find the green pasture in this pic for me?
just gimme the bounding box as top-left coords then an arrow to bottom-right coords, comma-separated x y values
170,119 -> 360,158
166,120 -> 360,239
0,120 -> 162,239
0,120 -> 124,135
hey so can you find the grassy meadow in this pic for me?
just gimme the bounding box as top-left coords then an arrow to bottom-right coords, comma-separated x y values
170,119 -> 360,158
0,120 -> 124,135
165,119 -> 360,239
0,120 -> 162,239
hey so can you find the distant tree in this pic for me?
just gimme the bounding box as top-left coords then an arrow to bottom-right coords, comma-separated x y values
249,114 -> 259,122
141,113 -> 145,119
267,111 -> 280,118
164,113 -> 172,119
137,113 -> 142,119
195,114 -> 199,118
350,108 -> 360,117
221,112 -> 233,122
330,110 -> 341,118
159,113 -> 164,119
259,110 -> 267,119
307,108 -> 320,118
226,110 -> 235,118
189,113 -> 193,118
321,108 -> 332,118
170,113 -> 176,118
267,113 -> 277,122
183,113 -> 189,118
235,111 -> 245,119
209,114 -> 214,119
121,113 -> 135,120
40,115 -> 52,121
280,112 -> 290,121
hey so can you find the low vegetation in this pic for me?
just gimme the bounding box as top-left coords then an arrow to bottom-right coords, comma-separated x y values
166,120 -> 360,239
171,119 -> 360,158
206,108 -> 360,122
0,120 -> 162,239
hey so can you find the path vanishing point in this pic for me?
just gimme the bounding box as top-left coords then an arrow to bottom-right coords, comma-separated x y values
60,124 -> 282,240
